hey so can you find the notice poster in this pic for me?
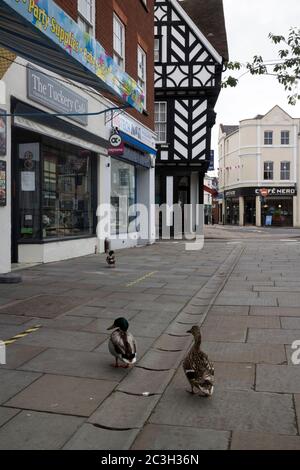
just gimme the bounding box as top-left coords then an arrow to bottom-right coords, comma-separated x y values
0,160 -> 6,206
21,171 -> 36,192
0,109 -> 7,156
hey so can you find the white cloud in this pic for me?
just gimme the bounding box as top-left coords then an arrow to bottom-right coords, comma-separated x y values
211,0 -> 300,169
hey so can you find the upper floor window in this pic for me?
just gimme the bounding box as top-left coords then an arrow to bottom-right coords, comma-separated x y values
154,37 -> 160,62
137,46 -> 147,106
281,131 -> 290,145
264,131 -> 273,145
264,161 -> 274,180
155,102 -> 167,143
78,0 -> 94,35
281,161 -> 291,180
113,14 -> 125,70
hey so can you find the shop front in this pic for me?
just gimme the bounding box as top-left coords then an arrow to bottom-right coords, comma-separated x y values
223,186 -> 297,228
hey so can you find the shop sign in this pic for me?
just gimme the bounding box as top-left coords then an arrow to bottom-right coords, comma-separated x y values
0,160 -> 6,206
1,0 -> 144,113
0,109 -> 7,156
108,132 -> 124,156
27,67 -> 88,126
208,150 -> 214,171
225,186 -> 297,198
108,111 -> 156,151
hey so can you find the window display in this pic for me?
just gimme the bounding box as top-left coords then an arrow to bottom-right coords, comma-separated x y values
111,158 -> 136,234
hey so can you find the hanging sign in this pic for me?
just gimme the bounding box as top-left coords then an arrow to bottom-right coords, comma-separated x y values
0,160 -> 6,206
0,109 -> 7,156
108,132 -> 124,157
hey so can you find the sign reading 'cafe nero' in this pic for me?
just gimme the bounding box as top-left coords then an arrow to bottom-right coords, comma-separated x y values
225,186 -> 297,198
27,67 -> 88,126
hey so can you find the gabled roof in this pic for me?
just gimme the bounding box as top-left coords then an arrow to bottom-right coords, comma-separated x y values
177,0 -> 229,61
220,124 -> 239,136
170,0 -> 223,64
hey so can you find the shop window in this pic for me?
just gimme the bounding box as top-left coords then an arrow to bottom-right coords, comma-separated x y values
78,0 -> 94,35
137,46 -> 147,107
111,159 -> 136,235
155,102 -> 167,143
113,14 -> 125,70
264,161 -> 274,180
264,131 -> 273,145
281,131 -> 290,145
281,161 -> 290,180
19,140 -> 94,241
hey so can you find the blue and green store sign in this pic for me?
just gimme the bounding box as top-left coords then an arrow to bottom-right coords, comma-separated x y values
0,0 -> 144,113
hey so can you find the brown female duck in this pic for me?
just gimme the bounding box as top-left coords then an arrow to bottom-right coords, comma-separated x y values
183,325 -> 214,397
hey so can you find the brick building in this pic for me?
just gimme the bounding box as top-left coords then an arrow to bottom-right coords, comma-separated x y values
0,0 -> 156,273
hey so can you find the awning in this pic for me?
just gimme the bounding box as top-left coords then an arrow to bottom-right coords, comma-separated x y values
203,185 -> 218,196
119,131 -> 157,156
0,0 -> 144,113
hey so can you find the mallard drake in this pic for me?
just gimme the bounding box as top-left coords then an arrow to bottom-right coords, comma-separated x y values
183,325 -> 214,397
106,250 -> 116,268
107,317 -> 137,368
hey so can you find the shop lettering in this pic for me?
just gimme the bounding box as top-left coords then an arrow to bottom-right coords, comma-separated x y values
27,0 -> 49,30
255,188 -> 296,196
51,18 -> 79,53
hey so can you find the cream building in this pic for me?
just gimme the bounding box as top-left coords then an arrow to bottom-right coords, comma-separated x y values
218,106 -> 299,227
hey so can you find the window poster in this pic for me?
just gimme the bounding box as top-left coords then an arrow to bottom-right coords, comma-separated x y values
0,109 -> 7,156
0,160 -> 6,206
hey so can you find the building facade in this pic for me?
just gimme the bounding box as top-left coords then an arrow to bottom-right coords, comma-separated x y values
0,0 -> 156,274
154,0 -> 228,236
218,106 -> 299,227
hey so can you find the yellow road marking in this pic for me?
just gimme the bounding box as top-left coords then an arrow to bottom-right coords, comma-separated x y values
4,325 -> 42,346
126,271 -> 157,288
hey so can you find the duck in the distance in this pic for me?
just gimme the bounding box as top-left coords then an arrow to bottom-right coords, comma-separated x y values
183,325 -> 214,397
107,317 -> 137,368
106,250 -> 116,268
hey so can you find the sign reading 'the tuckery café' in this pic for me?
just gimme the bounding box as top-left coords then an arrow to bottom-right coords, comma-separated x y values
27,67 -> 88,126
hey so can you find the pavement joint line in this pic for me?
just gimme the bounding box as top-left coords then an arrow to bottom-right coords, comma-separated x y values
125,271 -> 158,288
3,325 -> 42,346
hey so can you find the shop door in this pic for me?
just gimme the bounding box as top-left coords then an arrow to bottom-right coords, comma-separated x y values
244,198 -> 256,225
174,176 -> 190,236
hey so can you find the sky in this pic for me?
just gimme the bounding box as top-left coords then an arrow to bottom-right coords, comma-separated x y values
210,0 -> 300,173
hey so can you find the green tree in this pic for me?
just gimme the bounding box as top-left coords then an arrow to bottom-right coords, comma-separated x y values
222,27 -> 300,105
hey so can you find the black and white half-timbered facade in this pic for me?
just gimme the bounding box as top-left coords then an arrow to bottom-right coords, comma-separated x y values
154,0 -> 228,235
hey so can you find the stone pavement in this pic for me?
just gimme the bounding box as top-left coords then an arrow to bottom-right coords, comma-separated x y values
0,237 -> 300,449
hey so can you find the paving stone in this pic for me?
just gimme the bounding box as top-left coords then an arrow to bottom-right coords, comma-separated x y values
295,395 -> 300,431
103,292 -> 161,302
248,328 -> 300,345
154,334 -> 191,351
125,301 -> 184,314
20,348 -> 130,381
0,411 -> 84,450
203,314 -> 280,330
215,295 -> 277,306
201,323 -> 246,343
0,295 -> 86,318
137,349 -> 185,370
1,344 -> 46,370
132,423 -> 230,450
0,370 -> 41,404
209,306 -> 250,316
165,322 -> 191,336
63,424 -> 139,450
281,317 -> 300,329
0,314 -> 30,325
25,315 -> 95,331
132,309 -> 178,323
152,294 -> 190,304
231,431 -> 300,450
214,362 -> 255,391
256,365 -> 300,393
5,374 -> 117,417
149,385 -> 296,435
17,327 -> 106,352
117,368 -> 174,395
182,305 -> 207,314
0,407 -> 20,428
250,306 -> 300,316
201,341 -> 286,364
277,293 -> 300,307
89,392 -> 159,429
67,306 -> 139,320
126,321 -> 167,338
175,313 -> 205,325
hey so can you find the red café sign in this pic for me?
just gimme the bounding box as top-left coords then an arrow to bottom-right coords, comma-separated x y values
260,188 -> 269,197
108,132 -> 124,156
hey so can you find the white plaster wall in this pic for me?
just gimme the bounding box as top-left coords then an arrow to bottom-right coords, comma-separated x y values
0,83 -> 11,274
19,237 -> 98,264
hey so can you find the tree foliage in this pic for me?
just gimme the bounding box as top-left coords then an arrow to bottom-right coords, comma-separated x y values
222,27 -> 300,105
